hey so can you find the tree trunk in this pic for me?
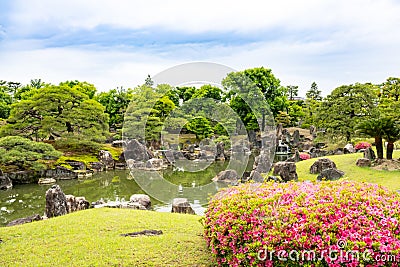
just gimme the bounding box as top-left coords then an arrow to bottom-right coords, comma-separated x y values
375,136 -> 384,159
66,122 -> 73,133
346,131 -> 351,142
386,142 -> 394,160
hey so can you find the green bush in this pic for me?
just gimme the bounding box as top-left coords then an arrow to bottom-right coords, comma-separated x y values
0,136 -> 62,171
53,137 -> 102,154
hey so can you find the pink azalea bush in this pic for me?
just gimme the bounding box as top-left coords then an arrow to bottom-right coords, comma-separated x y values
204,181 -> 400,266
299,153 -> 311,160
354,142 -> 372,151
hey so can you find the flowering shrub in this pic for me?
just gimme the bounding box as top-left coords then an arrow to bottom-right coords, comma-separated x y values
354,142 -> 372,151
299,153 -> 311,160
204,181 -> 400,266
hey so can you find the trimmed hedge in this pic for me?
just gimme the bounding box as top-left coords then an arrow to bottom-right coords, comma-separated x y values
204,181 -> 400,266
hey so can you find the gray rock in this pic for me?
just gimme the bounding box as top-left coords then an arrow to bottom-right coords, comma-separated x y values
0,175 -> 12,190
145,158 -> 164,170
273,162 -> 298,182
317,168 -> 344,181
310,158 -> 337,174
111,140 -> 125,147
356,158 -> 371,167
129,194 -> 151,209
188,145 -> 195,153
124,139 -> 153,161
253,153 -> 273,173
65,160 -> 85,170
45,184 -> 68,218
171,198 -> 195,215
6,214 -> 42,227
98,150 -> 115,169
90,162 -> 104,171
215,142 -> 225,161
212,170 -> 239,185
249,170 -> 264,183
38,178 -> 56,185
293,130 -> 300,145
364,147 -> 376,161
65,195 -> 90,213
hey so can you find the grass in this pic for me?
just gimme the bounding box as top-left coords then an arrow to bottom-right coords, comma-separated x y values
296,150 -> 400,191
55,144 -> 123,167
0,209 -> 215,267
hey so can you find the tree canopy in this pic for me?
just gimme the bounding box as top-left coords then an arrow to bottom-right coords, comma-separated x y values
1,84 -> 109,141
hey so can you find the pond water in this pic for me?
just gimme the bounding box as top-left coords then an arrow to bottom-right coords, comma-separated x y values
0,153 -> 290,226
0,157 -> 244,226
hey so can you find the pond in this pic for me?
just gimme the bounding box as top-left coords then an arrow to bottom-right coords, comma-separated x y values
0,157 -> 246,226
0,153 -> 291,226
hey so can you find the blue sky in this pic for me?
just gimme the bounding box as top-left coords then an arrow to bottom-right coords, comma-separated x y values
0,0 -> 399,96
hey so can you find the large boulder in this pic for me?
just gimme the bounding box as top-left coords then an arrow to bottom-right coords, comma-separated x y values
145,158 -> 164,170
0,175 -> 12,190
253,153 -> 273,173
98,150 -> 115,169
171,198 -> 195,215
212,170 -> 239,185
129,194 -> 151,210
6,214 -> 42,227
273,162 -> 298,182
124,139 -> 153,161
65,195 -> 90,213
310,158 -> 337,174
45,184 -> 68,218
364,147 -> 376,161
215,142 -> 225,161
317,168 -> 345,181
292,130 -> 300,145
356,158 -> 371,167
249,170 -> 264,183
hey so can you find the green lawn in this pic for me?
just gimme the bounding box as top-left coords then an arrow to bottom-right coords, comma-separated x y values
0,209 -> 215,267
296,150 -> 400,191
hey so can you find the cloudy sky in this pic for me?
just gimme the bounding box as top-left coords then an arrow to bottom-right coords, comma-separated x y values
0,0 -> 399,96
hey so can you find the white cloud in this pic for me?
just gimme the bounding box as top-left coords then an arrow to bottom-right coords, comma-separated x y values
1,0 -> 400,96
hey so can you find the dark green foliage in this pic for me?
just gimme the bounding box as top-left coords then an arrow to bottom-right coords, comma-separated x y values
95,87 -> 133,129
185,116 -> 214,139
0,136 -> 62,171
53,136 -> 102,154
2,84 -> 109,141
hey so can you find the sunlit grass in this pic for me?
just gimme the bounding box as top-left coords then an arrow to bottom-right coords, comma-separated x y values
0,209 -> 215,267
296,150 -> 400,191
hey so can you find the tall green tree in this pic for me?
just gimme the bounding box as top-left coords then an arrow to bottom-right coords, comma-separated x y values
59,80 -> 97,99
95,87 -> 133,129
316,83 -> 377,142
306,82 -> 322,101
222,67 -> 284,131
286,85 -> 299,101
2,84 -> 108,141
123,84 -> 176,147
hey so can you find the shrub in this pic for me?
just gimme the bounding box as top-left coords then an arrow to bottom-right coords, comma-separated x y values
299,152 -> 311,160
204,181 -> 400,266
53,137 -> 102,154
354,141 -> 371,151
0,136 -> 62,171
